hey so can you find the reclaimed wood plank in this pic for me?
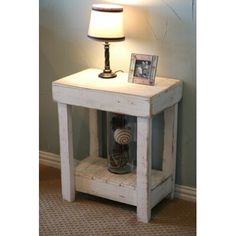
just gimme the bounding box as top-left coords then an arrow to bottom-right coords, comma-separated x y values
136,117 -> 152,223
89,109 -> 99,156
52,69 -> 182,117
163,104 -> 178,199
58,103 -> 75,202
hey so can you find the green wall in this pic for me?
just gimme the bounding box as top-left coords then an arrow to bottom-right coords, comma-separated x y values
39,0 -> 196,188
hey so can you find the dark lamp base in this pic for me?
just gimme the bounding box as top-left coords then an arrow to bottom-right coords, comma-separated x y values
99,72 -> 117,79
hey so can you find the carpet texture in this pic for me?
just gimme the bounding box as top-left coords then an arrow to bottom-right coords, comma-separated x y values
40,165 -> 196,236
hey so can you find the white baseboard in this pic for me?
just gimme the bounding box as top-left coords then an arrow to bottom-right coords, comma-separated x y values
175,184 -> 196,202
39,151 -> 196,202
39,151 -> 61,169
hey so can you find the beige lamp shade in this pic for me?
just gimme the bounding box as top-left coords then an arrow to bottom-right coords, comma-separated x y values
88,4 -> 125,41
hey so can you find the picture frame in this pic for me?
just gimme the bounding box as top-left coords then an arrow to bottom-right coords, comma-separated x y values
128,53 -> 159,86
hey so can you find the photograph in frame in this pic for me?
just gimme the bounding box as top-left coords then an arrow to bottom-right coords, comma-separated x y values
128,53 -> 159,86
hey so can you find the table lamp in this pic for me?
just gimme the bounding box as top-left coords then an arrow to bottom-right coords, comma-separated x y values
88,4 -> 125,78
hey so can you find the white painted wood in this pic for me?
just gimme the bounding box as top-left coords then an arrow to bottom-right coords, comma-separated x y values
136,117 -> 152,223
151,177 -> 172,208
75,156 -> 167,189
162,106 -> 175,177
171,104 -> 178,199
151,84 -> 182,115
76,157 -> 135,188
57,103 -> 75,202
89,109 -> 99,156
75,156 -> 168,206
76,177 -> 137,206
40,150 -> 196,202
52,68 -> 183,222
53,84 -> 150,117
40,150 -> 195,202
52,68 -> 183,117
53,69 -> 182,98
163,104 -> 178,199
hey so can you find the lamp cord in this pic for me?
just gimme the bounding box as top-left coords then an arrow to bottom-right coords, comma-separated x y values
114,70 -> 124,74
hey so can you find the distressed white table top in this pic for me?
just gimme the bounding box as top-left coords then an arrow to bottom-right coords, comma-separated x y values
52,68 -> 183,116
53,68 -> 182,99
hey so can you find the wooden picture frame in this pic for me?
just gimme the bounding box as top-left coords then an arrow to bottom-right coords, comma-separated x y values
128,53 -> 158,86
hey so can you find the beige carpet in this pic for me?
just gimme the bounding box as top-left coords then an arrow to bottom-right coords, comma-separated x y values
40,165 -> 196,236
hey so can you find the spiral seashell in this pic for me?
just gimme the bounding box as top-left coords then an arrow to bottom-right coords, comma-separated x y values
114,128 -> 132,145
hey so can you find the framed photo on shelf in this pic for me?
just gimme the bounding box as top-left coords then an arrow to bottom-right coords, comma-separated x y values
128,53 -> 159,86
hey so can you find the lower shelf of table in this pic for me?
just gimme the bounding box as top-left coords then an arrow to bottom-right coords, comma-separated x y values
75,156 -> 172,208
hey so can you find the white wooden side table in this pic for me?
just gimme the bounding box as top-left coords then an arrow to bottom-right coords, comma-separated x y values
52,68 -> 183,223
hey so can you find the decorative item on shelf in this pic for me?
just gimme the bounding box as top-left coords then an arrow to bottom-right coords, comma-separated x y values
114,128 -> 132,145
128,53 -> 159,85
107,113 -> 137,174
88,4 -> 125,79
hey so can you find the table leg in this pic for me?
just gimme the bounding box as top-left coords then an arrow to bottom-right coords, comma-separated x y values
58,103 -> 75,201
89,109 -> 99,157
137,117 -> 152,223
163,104 -> 178,199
